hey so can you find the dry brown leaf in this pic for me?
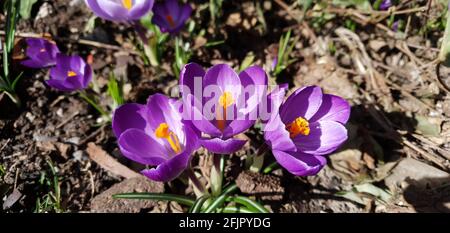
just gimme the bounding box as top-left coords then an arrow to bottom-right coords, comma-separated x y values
86,142 -> 141,179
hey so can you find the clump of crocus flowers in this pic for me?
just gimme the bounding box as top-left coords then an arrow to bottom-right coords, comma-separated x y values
112,62 -> 351,182
21,38 -> 92,92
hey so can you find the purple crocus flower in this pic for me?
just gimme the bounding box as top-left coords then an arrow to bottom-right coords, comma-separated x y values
112,94 -> 200,181
21,38 -> 60,68
152,0 -> 192,34
47,54 -> 92,92
392,20 -> 399,32
85,0 -> 154,21
379,0 -> 392,10
263,85 -> 350,176
180,63 -> 268,154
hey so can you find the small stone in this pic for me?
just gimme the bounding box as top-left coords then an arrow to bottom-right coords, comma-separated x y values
90,176 -> 164,213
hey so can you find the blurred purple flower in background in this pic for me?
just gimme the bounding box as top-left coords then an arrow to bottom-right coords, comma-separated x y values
113,94 -> 200,181
85,0 -> 154,21
152,0 -> 192,34
21,38 -> 60,68
47,54 -> 92,91
180,63 -> 267,154
379,0 -> 392,10
263,85 -> 350,176
392,20 -> 399,32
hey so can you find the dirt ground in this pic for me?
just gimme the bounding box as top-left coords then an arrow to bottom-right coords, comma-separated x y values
1,0 -> 450,213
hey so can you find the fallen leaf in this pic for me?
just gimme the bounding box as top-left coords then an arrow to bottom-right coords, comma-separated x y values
86,142 -> 141,179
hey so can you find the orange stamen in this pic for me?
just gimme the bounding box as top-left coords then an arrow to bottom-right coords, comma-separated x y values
217,92 -> 234,132
166,15 -> 176,28
155,123 -> 182,154
286,117 -> 310,138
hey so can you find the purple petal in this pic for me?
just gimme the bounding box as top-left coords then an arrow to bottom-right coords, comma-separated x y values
280,85 -> 323,123
204,64 -> 242,99
260,84 -> 288,124
145,94 -> 185,143
292,120 -> 348,155
177,3 -> 192,25
152,14 -> 171,32
21,59 -> 46,68
309,94 -> 350,124
85,0 -> 128,21
179,62 -> 205,98
239,65 -> 268,88
46,79 -> 78,92
201,137 -> 247,154
222,119 -> 255,139
186,93 -> 223,137
112,103 -> 148,137
21,38 -> 59,68
263,112 -> 296,152
81,64 -> 93,88
229,65 -> 268,134
129,0 -> 154,20
141,124 -> 199,182
118,128 -> 168,165
165,0 -> 181,21
379,0 -> 392,10
272,150 -> 327,176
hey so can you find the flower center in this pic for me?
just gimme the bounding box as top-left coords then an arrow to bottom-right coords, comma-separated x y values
218,91 -> 234,108
286,117 -> 310,138
122,0 -> 133,10
217,91 -> 234,132
67,71 -> 77,77
155,123 -> 181,154
165,15 -> 176,28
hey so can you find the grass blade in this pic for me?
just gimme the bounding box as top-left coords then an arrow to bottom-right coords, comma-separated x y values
226,196 -> 270,213
113,193 -> 195,206
220,206 -> 253,213
189,195 -> 210,213
204,183 -> 238,213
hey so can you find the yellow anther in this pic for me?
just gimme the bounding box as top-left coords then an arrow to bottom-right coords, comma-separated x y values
166,15 -> 176,28
67,71 -> 77,77
122,0 -> 133,10
218,91 -> 234,108
155,123 -> 181,154
286,117 -> 310,138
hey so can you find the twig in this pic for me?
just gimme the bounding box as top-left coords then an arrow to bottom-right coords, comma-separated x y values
0,139 -> 10,154
273,0 -> 318,42
56,111 -> 80,129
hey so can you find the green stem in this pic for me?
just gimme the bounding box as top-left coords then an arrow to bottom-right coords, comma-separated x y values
263,161 -> 280,174
186,167 -> 207,195
204,183 -> 238,213
113,193 -> 195,206
78,91 -> 111,121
